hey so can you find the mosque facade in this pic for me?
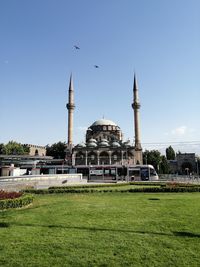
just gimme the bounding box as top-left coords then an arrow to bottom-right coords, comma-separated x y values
66,74 -> 143,166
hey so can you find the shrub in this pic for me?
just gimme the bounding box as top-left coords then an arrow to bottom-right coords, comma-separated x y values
0,194 -> 33,210
23,182 -> 200,195
129,182 -> 166,187
48,183 -> 128,190
166,182 -> 200,188
127,187 -> 200,193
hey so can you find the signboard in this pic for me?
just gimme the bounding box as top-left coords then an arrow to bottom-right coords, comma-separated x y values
90,169 -> 103,176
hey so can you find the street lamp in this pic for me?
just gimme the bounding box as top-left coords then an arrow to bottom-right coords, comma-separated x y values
196,157 -> 199,177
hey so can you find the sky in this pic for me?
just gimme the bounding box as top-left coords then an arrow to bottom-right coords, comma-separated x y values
0,0 -> 200,155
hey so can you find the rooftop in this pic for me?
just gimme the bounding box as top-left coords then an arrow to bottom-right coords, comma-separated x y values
91,119 -> 117,127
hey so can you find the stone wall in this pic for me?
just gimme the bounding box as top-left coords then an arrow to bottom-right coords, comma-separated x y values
168,153 -> 197,174
24,144 -> 46,156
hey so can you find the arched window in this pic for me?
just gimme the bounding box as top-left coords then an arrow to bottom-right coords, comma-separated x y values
88,152 -> 97,165
111,151 -> 121,164
99,151 -> 109,165
75,152 -> 85,165
181,162 -> 193,175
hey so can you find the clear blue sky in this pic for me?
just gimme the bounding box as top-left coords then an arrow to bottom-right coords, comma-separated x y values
1,0 -> 200,154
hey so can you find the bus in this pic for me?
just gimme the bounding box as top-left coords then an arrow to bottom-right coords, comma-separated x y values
75,165 -> 158,181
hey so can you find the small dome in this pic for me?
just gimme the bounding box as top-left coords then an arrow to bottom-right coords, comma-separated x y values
76,143 -> 86,148
99,141 -> 109,147
101,138 -> 108,143
88,138 -> 97,143
112,141 -> 121,147
123,141 -> 131,147
87,142 -> 97,148
91,119 -> 117,127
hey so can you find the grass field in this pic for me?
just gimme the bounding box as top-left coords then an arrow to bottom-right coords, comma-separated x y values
0,192 -> 200,267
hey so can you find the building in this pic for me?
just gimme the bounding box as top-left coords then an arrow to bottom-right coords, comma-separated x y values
0,144 -> 47,176
0,154 -> 53,176
66,74 -> 143,166
0,74 -> 143,176
168,153 -> 197,175
23,144 -> 46,156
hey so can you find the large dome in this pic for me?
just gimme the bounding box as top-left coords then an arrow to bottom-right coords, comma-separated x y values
86,118 -> 122,143
91,119 -> 117,127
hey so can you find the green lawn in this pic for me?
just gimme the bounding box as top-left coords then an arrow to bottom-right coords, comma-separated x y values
1,192 -> 200,267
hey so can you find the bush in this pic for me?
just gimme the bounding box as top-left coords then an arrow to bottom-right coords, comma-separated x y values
49,182 -> 165,190
127,187 -> 200,193
48,183 -> 128,190
0,194 -> 33,210
129,182 -> 166,186
166,182 -> 200,188
23,189 -> 49,194
23,182 -> 200,195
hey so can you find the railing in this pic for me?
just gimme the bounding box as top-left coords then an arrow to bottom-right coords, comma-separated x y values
159,174 -> 200,183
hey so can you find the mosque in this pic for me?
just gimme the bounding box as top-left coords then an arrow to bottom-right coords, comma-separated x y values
66,74 -> 143,166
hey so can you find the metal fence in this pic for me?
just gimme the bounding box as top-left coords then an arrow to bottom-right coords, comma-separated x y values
158,174 -> 200,184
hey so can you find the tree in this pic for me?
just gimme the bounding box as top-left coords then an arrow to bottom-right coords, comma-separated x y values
143,150 -> 170,174
46,141 -> 66,159
0,143 -> 4,154
160,155 -> 170,174
197,157 -> 200,175
166,146 -> 175,160
143,150 -> 162,172
2,141 -> 29,155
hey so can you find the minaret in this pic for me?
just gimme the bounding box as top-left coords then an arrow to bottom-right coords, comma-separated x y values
66,74 -> 75,152
132,74 -> 142,163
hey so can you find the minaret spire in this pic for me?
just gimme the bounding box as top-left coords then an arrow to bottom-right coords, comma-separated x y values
132,73 -> 142,163
133,73 -> 139,102
66,73 -> 75,152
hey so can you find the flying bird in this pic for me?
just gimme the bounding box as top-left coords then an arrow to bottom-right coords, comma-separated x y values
94,65 -> 99,68
74,45 -> 80,50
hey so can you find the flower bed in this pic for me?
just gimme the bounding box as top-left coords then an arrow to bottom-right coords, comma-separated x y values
0,191 -> 33,210
0,190 -> 23,200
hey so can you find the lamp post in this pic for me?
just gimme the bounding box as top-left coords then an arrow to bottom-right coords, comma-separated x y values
196,157 -> 199,178
157,162 -> 160,175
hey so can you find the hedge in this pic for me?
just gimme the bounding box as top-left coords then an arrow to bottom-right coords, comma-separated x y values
48,182 -> 164,190
23,184 -> 131,194
23,186 -> 200,195
49,183 -> 129,190
127,187 -> 200,193
165,182 -> 200,188
0,194 -> 33,210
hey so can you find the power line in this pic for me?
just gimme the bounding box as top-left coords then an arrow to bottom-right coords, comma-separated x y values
142,141 -> 200,145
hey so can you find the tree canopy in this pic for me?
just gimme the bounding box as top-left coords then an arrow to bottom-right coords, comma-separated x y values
166,146 -> 175,160
160,155 -> 170,174
46,141 -> 66,159
1,141 -> 29,155
0,143 -> 4,154
143,150 -> 169,174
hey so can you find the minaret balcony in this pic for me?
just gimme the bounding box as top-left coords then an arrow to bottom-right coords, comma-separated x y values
132,102 -> 141,109
66,103 -> 75,110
